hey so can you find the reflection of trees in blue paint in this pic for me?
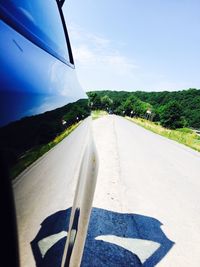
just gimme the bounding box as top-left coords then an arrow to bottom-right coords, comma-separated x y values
31,208 -> 174,267
0,98 -> 90,178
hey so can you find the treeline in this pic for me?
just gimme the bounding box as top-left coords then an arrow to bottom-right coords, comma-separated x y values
87,88 -> 200,129
0,99 -> 89,170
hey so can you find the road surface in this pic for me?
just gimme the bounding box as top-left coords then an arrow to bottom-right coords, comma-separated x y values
85,115 -> 200,267
13,115 -> 200,266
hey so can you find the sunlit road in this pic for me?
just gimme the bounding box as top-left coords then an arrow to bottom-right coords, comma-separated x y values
89,115 -> 200,267
13,115 -> 200,267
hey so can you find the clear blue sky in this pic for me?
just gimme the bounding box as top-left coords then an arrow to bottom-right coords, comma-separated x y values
64,0 -> 200,92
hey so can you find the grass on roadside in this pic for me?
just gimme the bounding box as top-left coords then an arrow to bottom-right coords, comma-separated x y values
127,117 -> 200,153
11,122 -> 81,179
91,110 -> 108,120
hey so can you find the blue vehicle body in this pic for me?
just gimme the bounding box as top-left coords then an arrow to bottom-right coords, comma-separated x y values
0,1 -> 86,127
0,2 -> 98,267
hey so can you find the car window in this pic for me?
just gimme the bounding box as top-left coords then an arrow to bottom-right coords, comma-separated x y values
0,0 -> 71,64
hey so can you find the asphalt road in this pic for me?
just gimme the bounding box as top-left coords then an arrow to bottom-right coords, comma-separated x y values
87,115 -> 200,267
13,115 -> 200,267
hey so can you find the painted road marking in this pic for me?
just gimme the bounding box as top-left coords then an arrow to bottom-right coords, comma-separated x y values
95,235 -> 160,264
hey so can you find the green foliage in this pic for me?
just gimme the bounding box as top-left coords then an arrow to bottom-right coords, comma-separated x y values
91,110 -> 108,120
177,128 -> 193,134
87,92 -> 113,111
87,88 -> 200,129
87,92 -> 101,110
160,101 -> 185,129
119,96 -> 151,117
100,95 -> 113,110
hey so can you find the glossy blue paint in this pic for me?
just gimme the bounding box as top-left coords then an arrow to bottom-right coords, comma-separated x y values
0,1 -> 71,64
0,19 -> 86,127
0,3 -> 91,267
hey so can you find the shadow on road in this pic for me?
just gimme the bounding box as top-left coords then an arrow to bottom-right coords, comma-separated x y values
31,208 -> 174,267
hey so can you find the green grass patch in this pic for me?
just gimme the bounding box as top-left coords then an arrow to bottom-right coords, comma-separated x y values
91,110 -> 108,120
176,127 -> 193,134
127,117 -> 200,153
11,122 -> 81,179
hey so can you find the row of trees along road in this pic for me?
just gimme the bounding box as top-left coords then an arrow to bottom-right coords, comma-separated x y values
87,88 -> 200,130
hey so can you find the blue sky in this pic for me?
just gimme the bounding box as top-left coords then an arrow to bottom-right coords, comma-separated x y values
64,0 -> 200,92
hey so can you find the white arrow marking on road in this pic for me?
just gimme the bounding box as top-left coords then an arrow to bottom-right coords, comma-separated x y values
38,231 -> 67,258
95,235 -> 160,263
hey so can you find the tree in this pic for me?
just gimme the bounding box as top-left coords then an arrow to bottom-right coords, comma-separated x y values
119,96 -> 151,117
160,101 -> 185,129
87,89 -> 200,129
100,95 -> 113,111
87,92 -> 101,110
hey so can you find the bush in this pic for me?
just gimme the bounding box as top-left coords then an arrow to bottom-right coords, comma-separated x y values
177,128 -> 193,134
160,101 -> 185,129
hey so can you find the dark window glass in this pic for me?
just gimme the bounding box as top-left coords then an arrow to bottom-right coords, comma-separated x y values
0,0 -> 70,64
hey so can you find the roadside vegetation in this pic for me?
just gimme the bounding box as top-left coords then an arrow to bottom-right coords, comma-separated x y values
4,88 -> 200,179
87,88 -> 200,129
87,89 -> 200,152
91,110 -> 108,120
10,123 -> 80,179
127,117 -> 200,153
